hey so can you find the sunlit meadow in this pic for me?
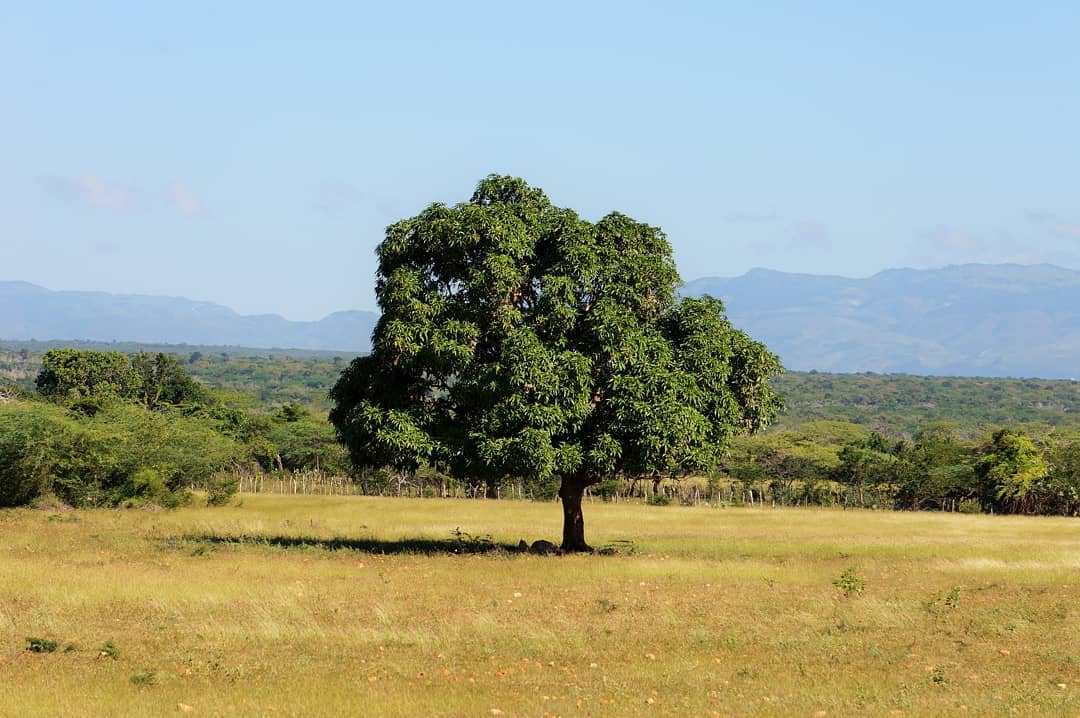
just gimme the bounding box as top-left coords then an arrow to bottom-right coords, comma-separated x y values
0,495 -> 1077,717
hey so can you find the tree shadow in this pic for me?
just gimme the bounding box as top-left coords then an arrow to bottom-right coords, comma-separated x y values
175,532 -> 524,556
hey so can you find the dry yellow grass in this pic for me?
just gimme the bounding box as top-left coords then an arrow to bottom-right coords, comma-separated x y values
0,495 -> 1077,717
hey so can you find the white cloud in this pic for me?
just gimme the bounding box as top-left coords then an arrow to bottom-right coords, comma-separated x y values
78,173 -> 134,211
171,183 -> 204,216
40,173 -> 135,211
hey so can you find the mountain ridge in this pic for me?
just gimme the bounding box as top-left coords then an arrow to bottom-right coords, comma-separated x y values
3,263 -> 1079,378
0,281 -> 378,353
683,263 -> 1080,379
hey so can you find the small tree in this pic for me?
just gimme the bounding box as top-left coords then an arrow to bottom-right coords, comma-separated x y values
976,428 -> 1048,513
330,176 -> 782,550
36,349 -> 140,401
130,352 -> 206,409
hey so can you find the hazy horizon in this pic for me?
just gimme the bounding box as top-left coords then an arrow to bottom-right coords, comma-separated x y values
4,260 -> 1076,321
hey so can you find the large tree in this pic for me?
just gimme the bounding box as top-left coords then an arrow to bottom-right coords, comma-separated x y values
330,176 -> 782,551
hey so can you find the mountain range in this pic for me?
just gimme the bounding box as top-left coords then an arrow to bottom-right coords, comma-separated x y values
683,263 -> 1080,379
2,263 -> 1079,378
0,281 -> 378,353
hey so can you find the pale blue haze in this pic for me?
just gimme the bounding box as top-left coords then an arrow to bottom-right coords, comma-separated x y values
2,2 -> 1078,319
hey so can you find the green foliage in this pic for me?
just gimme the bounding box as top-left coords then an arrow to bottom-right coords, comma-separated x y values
833,567 -> 865,596
35,348 -> 209,411
0,399 -> 248,508
36,349 -> 140,402
267,408 -> 348,474
774,372 -> 1080,436
183,354 -> 350,412
25,637 -> 59,653
330,176 -> 782,548
205,473 -> 240,506
129,670 -> 158,687
976,428 -> 1048,513
130,352 -> 207,409
833,433 -> 898,506
1044,440 -> 1080,516
893,424 -> 978,510
0,401 -> 95,507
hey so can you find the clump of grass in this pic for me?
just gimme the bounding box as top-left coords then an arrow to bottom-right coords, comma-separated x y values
129,670 -> 157,687
596,598 -> 618,613
597,539 -> 636,555
926,586 -> 963,614
98,641 -> 120,659
450,526 -> 495,552
25,637 -> 58,653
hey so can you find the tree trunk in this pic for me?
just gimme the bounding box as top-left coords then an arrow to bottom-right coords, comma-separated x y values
559,476 -> 593,552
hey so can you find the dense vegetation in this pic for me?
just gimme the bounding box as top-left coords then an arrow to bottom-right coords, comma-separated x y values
0,349 -> 345,508
7,345 -> 1079,433
774,371 -> 1080,435
720,420 -> 1080,516
1,342 -> 349,411
3,343 -> 1080,516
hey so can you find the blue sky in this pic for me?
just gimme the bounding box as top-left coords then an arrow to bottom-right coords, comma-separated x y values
3,2 -> 1079,320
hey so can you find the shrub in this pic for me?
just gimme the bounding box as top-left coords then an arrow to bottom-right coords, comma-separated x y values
0,399 -> 246,508
25,637 -> 58,653
205,473 -> 239,506
0,403 -> 72,507
833,567 -> 865,596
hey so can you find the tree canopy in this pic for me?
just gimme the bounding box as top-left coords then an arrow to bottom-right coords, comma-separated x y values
36,349 -> 206,409
330,175 -> 783,550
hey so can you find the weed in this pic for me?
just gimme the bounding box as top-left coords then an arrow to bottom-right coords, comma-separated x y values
926,586 -> 962,614
833,567 -> 865,596
596,598 -> 618,613
98,641 -> 120,659
646,494 -> 671,506
450,527 -> 495,552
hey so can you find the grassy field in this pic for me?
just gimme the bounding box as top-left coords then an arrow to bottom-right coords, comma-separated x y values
0,496 -> 1077,717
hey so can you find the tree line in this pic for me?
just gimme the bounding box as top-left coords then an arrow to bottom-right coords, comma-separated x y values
0,349 -> 346,508
3,351 -> 1079,516
717,420 -> 1079,515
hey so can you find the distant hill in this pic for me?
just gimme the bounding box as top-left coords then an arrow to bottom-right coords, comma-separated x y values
5,263 -> 1080,377
0,281 -> 377,352
684,263 -> 1080,379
